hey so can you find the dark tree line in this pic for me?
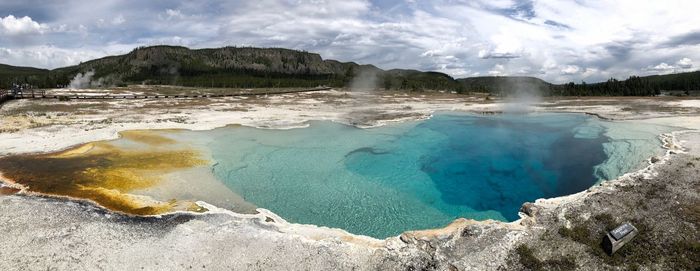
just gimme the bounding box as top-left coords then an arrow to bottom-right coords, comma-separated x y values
458,72 -> 700,96
551,72 -> 700,96
550,76 -> 659,96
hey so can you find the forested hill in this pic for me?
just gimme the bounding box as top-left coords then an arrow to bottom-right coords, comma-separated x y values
0,64 -> 49,87
0,45 -> 698,96
458,71 -> 700,96
549,71 -> 700,96
0,45 -> 462,91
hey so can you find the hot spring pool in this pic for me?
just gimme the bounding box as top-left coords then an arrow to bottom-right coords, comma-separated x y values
179,112 -> 670,238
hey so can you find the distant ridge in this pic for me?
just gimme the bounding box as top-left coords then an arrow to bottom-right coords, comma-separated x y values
0,45 -> 698,96
5,45 -> 459,91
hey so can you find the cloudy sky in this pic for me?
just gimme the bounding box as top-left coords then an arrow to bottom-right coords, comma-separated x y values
0,0 -> 698,83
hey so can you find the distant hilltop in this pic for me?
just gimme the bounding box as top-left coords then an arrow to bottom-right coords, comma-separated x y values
1,45 -> 699,96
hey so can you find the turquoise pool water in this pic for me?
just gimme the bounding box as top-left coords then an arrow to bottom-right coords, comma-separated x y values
197,113 -> 669,238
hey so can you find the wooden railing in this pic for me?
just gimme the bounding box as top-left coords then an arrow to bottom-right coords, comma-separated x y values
13,89 -> 46,99
11,87 -> 332,100
0,87 -> 331,105
0,89 -> 12,106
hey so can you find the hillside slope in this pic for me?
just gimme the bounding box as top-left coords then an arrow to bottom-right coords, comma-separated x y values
0,64 -> 50,88
47,46 -> 461,91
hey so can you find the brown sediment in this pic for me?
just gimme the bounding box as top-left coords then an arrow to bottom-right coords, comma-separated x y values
0,186 -> 20,195
119,130 -> 179,146
0,130 -> 207,215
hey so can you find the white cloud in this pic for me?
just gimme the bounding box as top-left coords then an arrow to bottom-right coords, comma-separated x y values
677,57 -> 693,69
166,9 -> 182,17
162,9 -> 184,20
137,35 -> 193,47
650,62 -> 674,71
644,62 -> 681,75
581,68 -> 598,78
561,65 -> 580,75
112,15 -> 125,25
0,15 -> 46,35
488,64 -> 505,75
0,44 -> 133,69
432,0 -> 700,81
644,58 -> 694,74
0,1 -> 699,82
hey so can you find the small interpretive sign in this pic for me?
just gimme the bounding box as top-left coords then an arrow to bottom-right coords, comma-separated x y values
603,222 -> 639,255
610,223 -> 634,241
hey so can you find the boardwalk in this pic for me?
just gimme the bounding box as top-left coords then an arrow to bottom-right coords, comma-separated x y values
0,87 -> 332,106
0,89 -> 14,106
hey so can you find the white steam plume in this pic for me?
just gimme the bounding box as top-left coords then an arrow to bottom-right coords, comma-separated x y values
344,68 -> 381,126
68,70 -> 95,89
499,77 -> 542,113
349,69 -> 378,91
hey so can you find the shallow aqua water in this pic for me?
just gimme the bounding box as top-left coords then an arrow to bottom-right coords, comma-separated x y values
199,113 -> 667,238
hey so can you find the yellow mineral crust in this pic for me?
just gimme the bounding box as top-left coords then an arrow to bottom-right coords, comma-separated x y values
0,130 -> 208,216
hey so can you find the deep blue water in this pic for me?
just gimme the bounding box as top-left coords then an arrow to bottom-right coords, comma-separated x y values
344,113 -> 607,221
207,113 -> 611,238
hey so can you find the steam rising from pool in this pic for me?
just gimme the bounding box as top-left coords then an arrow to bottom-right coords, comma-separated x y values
499,77 -> 543,113
349,68 -> 379,91
345,67 -> 382,125
68,70 -> 95,89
